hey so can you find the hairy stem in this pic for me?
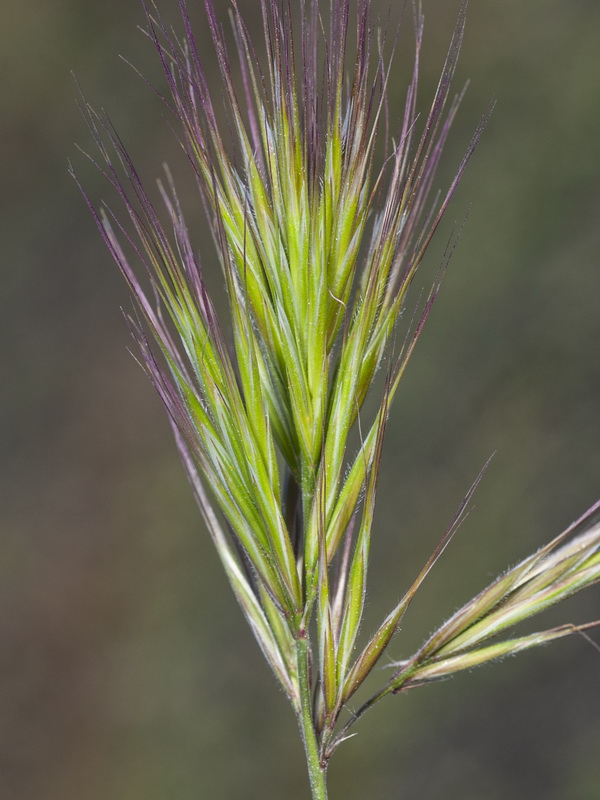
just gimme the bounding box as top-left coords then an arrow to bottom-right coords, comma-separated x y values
296,634 -> 328,800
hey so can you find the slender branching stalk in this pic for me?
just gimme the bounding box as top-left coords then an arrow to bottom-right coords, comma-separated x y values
73,1 -> 600,797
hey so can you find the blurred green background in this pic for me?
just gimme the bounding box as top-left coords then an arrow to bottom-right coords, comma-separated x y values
2,1 -> 599,798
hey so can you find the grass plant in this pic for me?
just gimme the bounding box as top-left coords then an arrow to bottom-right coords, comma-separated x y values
73,1 -> 600,796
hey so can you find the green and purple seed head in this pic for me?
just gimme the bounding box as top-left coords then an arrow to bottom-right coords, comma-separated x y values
73,0 -> 600,783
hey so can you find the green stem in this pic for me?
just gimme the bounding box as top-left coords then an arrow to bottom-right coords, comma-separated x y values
296,634 -> 328,800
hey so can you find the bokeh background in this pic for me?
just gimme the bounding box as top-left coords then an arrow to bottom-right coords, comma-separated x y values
2,0 -> 600,798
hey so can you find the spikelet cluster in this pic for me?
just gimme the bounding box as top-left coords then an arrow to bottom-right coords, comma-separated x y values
74,0 -> 599,770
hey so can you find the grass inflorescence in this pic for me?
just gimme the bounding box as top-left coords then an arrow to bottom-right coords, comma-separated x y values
73,1 -> 600,797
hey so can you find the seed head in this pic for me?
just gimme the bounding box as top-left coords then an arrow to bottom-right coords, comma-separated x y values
74,0 -> 598,769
